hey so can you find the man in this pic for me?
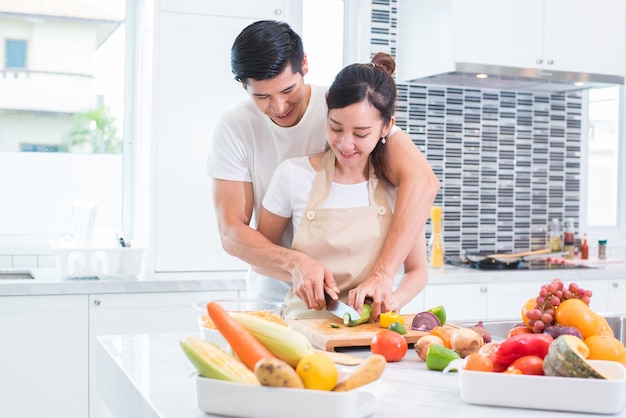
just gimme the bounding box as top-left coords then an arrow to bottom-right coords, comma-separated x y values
207,20 -> 439,319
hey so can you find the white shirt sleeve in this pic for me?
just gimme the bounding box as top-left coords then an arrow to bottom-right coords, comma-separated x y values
262,160 -> 295,219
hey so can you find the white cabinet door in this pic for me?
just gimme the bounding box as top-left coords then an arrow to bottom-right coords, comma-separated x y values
452,0 -> 624,77
424,283 -> 488,321
89,290 -> 238,418
543,0 -> 624,76
453,0 -> 543,70
0,295 -> 88,418
574,279 -> 609,313
608,279 -> 626,313
487,280 -> 544,320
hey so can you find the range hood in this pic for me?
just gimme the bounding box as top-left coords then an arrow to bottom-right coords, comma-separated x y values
406,63 -> 625,93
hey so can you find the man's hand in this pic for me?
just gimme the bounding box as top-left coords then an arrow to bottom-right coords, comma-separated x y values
290,252 -> 339,310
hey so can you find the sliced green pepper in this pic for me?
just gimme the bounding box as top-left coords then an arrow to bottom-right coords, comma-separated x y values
426,344 -> 461,371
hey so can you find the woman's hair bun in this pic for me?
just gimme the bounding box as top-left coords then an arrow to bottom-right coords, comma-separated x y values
370,52 -> 396,77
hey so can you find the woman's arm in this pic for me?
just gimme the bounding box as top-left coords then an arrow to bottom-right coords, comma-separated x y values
350,129 -> 439,319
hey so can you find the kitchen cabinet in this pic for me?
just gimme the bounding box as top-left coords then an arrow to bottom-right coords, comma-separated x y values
487,280 -> 544,319
0,295 -> 88,418
608,279 -> 626,313
424,282 -> 489,321
140,0 -> 299,273
452,0 -> 625,77
88,290 -> 238,418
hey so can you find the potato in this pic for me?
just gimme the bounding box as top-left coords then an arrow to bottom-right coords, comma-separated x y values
333,354 -> 386,392
254,358 -> 305,388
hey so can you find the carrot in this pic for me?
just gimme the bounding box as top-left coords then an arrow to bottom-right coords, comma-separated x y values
207,300 -> 276,370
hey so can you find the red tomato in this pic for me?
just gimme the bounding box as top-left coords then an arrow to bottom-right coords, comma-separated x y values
371,330 -> 407,362
507,355 -> 544,375
464,353 -> 494,372
507,325 -> 533,339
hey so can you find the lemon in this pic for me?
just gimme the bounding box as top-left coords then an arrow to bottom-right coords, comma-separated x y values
296,352 -> 338,391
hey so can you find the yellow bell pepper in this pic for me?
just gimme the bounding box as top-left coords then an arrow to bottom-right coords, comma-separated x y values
379,311 -> 403,328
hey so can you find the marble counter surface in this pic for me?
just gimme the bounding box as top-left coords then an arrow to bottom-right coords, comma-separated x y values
1,261 -> 625,297
96,332 -> 625,418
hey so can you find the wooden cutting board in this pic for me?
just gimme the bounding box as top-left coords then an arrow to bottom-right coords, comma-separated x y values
288,314 -> 460,352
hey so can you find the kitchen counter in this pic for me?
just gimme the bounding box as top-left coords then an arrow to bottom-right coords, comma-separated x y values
2,261 -> 625,297
96,332 -> 626,418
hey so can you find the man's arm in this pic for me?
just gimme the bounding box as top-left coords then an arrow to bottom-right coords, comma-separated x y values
350,129 -> 439,319
212,179 -> 337,308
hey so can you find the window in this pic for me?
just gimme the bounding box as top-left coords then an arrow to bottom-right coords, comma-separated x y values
583,85 -> 626,249
302,0 -> 344,85
5,39 -> 27,68
0,1 -> 133,259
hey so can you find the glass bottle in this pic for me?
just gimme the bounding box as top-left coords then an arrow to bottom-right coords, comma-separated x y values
563,218 -> 575,260
429,206 -> 444,268
548,218 -> 562,253
598,239 -> 607,260
580,233 -> 589,260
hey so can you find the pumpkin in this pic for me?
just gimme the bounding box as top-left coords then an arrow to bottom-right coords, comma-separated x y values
543,335 -> 607,379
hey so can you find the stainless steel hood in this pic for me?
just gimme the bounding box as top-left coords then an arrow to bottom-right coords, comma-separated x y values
407,63 -> 625,93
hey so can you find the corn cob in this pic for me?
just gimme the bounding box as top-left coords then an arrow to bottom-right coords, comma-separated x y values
230,312 -> 314,367
180,336 -> 260,385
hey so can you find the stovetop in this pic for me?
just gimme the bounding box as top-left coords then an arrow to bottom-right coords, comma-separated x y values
446,259 -> 594,270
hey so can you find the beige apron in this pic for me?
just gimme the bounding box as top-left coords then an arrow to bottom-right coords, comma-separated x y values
284,149 -> 393,319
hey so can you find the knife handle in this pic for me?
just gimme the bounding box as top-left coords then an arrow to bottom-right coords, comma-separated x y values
323,292 -> 332,306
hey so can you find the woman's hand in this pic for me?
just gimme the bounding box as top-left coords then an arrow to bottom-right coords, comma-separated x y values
348,272 -> 396,321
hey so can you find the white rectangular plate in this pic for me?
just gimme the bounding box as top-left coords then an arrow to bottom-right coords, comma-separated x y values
459,360 -> 626,414
195,376 -> 379,418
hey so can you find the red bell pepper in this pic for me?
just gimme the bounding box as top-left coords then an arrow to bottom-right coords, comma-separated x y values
494,333 -> 553,369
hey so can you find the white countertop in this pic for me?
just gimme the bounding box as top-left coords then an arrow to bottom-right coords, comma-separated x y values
1,262 -> 625,297
96,332 -> 626,418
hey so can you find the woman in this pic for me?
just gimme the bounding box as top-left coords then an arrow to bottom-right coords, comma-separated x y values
257,53 -> 428,319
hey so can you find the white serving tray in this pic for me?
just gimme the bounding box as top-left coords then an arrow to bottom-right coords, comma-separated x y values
459,360 -> 626,414
195,375 -> 379,418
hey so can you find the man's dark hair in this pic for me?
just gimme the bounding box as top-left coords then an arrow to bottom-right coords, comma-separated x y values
231,20 -> 305,85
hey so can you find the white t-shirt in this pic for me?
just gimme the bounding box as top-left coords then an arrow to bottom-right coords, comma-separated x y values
263,139 -> 400,238
207,85 -> 329,301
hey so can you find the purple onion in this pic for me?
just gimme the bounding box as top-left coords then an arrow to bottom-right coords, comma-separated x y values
411,311 -> 441,331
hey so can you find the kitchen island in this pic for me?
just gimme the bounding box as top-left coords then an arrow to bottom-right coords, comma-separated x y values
96,332 -> 626,418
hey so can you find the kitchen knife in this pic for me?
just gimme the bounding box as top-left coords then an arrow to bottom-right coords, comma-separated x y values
324,292 -> 360,322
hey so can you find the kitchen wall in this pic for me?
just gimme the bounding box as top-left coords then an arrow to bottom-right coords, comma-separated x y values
371,0 -> 581,258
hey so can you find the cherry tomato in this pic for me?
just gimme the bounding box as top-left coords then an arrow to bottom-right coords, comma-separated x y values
371,330 -> 407,362
464,353 -> 494,372
507,355 -> 544,375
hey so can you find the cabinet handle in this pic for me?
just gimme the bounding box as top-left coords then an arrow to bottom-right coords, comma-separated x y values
274,8 -> 282,15
480,286 -> 487,293
536,58 -> 543,64
612,282 -> 619,288
547,59 -> 554,65
93,298 -> 101,306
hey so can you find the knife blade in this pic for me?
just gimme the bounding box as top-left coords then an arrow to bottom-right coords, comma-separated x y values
324,292 -> 360,322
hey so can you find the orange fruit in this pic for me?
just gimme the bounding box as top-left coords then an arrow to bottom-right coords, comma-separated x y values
464,353 -> 493,372
584,334 -> 626,366
521,297 -> 536,329
554,298 -> 614,339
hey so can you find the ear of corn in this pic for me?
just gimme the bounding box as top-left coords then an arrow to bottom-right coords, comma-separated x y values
180,336 -> 260,385
230,312 -> 314,367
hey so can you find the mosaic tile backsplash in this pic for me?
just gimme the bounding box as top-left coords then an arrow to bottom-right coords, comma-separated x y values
370,0 -> 580,259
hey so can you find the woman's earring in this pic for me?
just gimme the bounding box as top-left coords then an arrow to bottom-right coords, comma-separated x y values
381,136 -> 387,144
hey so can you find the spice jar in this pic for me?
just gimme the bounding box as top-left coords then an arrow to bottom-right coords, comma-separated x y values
563,219 -> 575,259
598,239 -> 607,260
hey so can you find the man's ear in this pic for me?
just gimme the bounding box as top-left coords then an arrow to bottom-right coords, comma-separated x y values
240,82 -> 248,91
301,53 -> 309,76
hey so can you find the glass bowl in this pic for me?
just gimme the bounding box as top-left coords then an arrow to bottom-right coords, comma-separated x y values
193,298 -> 284,349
